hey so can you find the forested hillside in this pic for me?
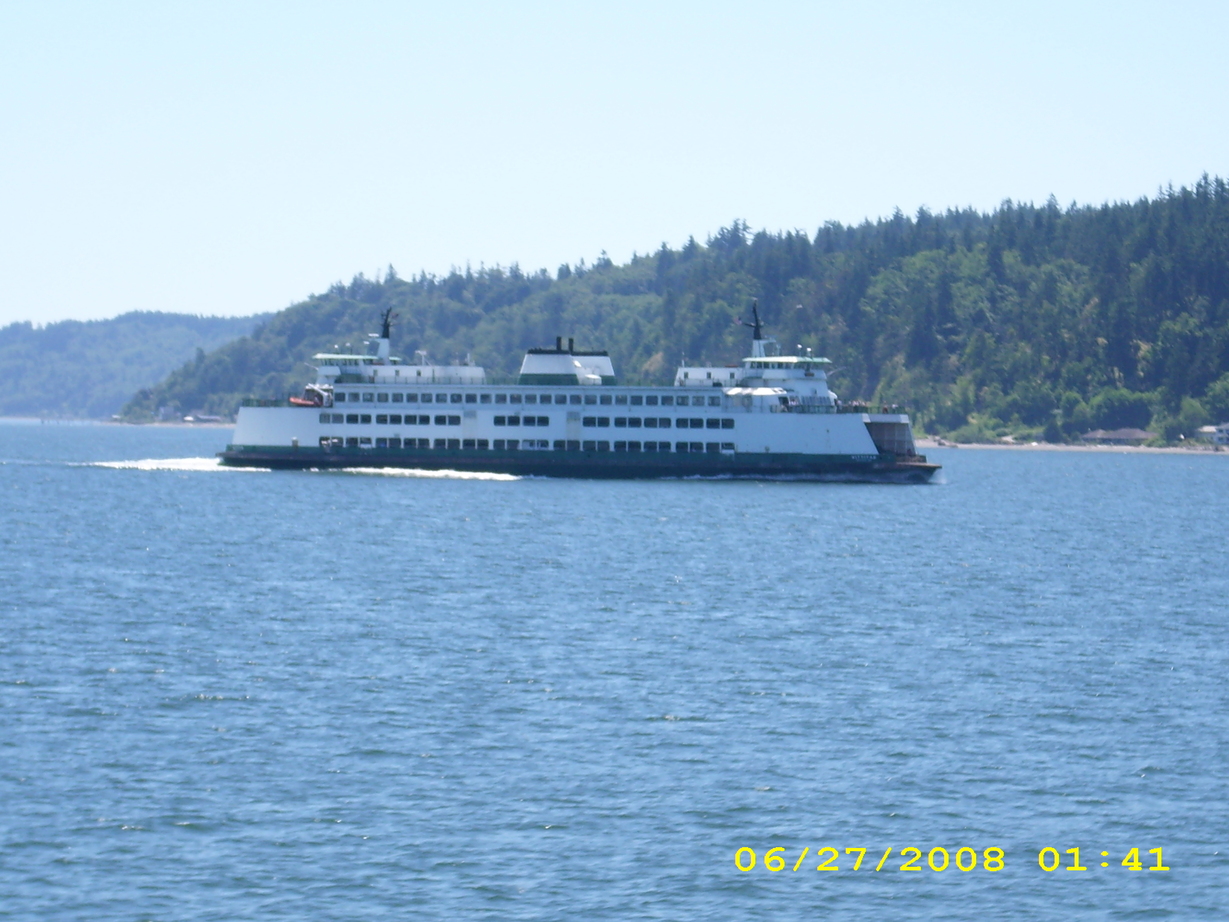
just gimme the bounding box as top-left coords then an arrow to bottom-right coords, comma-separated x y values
0,312 -> 267,418
125,176 -> 1229,441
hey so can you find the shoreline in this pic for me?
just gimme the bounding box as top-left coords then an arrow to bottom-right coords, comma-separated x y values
917,437 -> 1227,455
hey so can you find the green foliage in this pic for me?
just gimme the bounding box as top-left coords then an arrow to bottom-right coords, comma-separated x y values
126,177 -> 1229,443
0,312 -> 266,418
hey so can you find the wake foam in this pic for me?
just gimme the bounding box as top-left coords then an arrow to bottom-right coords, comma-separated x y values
340,467 -> 519,481
90,457 -> 262,472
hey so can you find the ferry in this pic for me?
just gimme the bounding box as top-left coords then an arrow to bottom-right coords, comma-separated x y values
218,306 -> 939,482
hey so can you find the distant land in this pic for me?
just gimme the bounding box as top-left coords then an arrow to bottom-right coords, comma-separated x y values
124,175 -> 1229,441
0,312 -> 268,419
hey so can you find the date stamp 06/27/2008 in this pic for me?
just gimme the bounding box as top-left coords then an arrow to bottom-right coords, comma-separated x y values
734,846 -> 1171,875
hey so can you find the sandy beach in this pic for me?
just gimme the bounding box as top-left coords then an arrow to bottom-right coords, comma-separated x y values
917,437 -> 1227,455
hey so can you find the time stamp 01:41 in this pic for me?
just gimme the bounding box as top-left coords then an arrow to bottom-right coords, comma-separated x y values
734,846 -> 1170,874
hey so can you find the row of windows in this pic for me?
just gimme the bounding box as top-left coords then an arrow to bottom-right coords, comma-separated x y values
321,413 -> 463,426
493,416 -> 550,426
320,436 -> 736,453
334,391 -> 723,407
583,417 -> 735,429
319,412 -> 734,429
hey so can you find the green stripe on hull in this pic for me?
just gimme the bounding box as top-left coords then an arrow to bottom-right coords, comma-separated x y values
218,445 -> 938,482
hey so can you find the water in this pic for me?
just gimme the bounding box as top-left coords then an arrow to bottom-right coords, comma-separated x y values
2,420 -> 1227,920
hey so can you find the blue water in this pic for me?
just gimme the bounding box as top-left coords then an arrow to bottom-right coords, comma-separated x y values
2,420 -> 1227,920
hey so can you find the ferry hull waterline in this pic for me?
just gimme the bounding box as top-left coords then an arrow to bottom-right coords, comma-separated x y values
218,306 -> 940,483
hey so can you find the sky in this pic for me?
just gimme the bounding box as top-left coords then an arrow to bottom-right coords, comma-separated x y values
1,1 -> 1227,326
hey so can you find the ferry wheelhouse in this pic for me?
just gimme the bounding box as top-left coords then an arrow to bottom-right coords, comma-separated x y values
219,308 -> 938,482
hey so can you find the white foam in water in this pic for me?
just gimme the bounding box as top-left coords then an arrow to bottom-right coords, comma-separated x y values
91,457 -> 265,472
342,467 -> 519,481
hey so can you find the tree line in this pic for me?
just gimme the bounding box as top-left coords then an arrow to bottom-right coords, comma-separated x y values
125,176 -> 1229,440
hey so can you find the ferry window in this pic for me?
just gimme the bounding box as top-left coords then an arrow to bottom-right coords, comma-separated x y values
376,437 -> 388,448
570,395 -> 582,405
597,417 -> 610,427
644,418 -> 657,428
389,438 -> 401,448
319,413 -> 330,423
377,393 -> 389,403
360,414 -> 372,424
346,414 -> 359,424
583,417 -> 596,427
506,439 -> 519,450
508,416 -> 520,426
584,394 -> 597,405
614,417 -> 627,428
706,418 -> 720,429
661,395 -> 674,406
643,441 -> 656,452
406,393 -> 418,402
495,394 -> 507,404
332,414 -> 344,424
721,442 -> 735,450
706,372 -> 711,379
708,396 -> 721,406
448,416 -> 460,426
630,395 -> 643,406
359,437 -> 372,446
480,393 -> 492,403
555,395 -> 567,405
335,393 -> 346,402
543,394 -> 554,404
691,442 -> 703,452
628,418 -> 641,428
421,394 -> 433,403
553,440 -> 566,450
510,394 -> 522,404
436,394 -> 448,403
435,415 -> 447,425
645,395 -> 658,406
522,416 -> 535,426
392,393 -> 404,403
658,418 -> 671,428
346,437 -> 359,447
494,439 -> 506,449
582,440 -> 596,451
628,441 -> 641,452
615,395 -> 628,405
614,441 -> 627,451
537,416 -> 549,426
463,439 -> 475,449
363,393 -> 374,402
524,394 -> 537,404
707,442 -> 720,452
477,439 -> 489,449
675,441 -> 689,452
434,439 -> 446,449
390,414 -> 402,424
600,394 -> 612,405
722,418 -> 734,429
495,416 -> 506,426
376,414 -> 389,425
465,393 -> 477,403
450,394 -> 462,403
567,440 -> 580,450
597,441 -> 610,451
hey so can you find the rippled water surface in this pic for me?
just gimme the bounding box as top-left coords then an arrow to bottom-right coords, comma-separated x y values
2,421 -> 1227,920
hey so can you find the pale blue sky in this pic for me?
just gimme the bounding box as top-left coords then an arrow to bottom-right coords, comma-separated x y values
2,2 -> 1226,325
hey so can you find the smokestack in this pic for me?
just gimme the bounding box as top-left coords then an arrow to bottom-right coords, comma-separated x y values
568,337 -> 574,353
556,336 -> 562,351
